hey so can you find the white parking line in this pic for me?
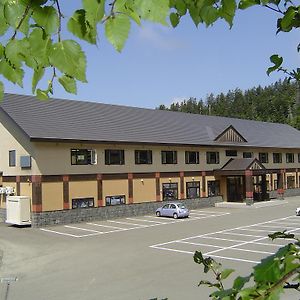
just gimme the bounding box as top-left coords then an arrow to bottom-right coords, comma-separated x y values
64,225 -> 103,233
40,228 -> 82,238
107,220 -> 148,227
86,223 -> 126,230
126,218 -> 166,224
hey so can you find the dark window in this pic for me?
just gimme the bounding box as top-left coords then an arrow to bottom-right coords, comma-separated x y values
105,195 -> 126,206
9,150 -> 16,167
298,153 -> 300,163
72,197 -> 94,209
286,153 -> 294,163
161,151 -> 177,164
243,152 -> 253,158
71,149 -> 97,165
287,176 -> 295,189
162,183 -> 178,200
135,150 -> 152,164
207,181 -> 220,197
259,153 -> 268,163
105,150 -> 125,165
273,153 -> 282,164
225,150 -> 237,157
185,151 -> 199,164
206,152 -> 219,164
20,156 -> 31,168
186,181 -> 200,199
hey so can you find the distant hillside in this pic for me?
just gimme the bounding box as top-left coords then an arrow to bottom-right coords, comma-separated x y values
157,79 -> 300,130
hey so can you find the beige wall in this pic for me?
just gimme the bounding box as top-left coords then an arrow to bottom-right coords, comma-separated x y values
42,182 -> 63,211
133,179 -> 156,203
69,181 -> 97,207
102,180 -> 128,205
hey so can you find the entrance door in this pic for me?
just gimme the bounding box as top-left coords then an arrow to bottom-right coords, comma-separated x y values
227,177 -> 243,202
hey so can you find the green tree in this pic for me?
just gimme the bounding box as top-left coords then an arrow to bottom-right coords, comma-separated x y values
0,0 -> 299,100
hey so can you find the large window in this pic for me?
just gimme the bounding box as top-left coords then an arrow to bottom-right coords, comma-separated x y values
105,149 -> 125,165
273,153 -> 282,164
186,181 -> 200,199
72,197 -> 94,209
71,149 -> 97,165
287,176 -> 295,189
162,183 -> 178,200
161,151 -> 177,164
135,150 -> 152,164
185,151 -> 199,164
298,153 -> 300,163
259,152 -> 268,163
206,152 -> 219,164
9,150 -> 16,167
105,195 -> 126,206
226,150 -> 237,157
286,153 -> 294,163
243,152 -> 253,158
207,180 -> 220,197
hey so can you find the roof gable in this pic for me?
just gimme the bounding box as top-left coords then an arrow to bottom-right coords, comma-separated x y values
214,125 -> 247,143
221,158 -> 266,171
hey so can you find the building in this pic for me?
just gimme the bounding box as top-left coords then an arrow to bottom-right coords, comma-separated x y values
0,94 -> 299,226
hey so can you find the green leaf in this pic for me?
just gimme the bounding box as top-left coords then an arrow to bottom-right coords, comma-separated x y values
280,6 -> 296,32
49,40 -> 87,82
220,268 -> 235,280
58,75 -> 77,94
36,88 -> 49,100
238,0 -> 260,9
0,4 -> 9,36
83,0 -> 104,24
135,0 -> 169,25
68,9 -> 97,44
220,0 -> 236,27
0,44 -> 4,58
267,54 -> 283,75
32,67 -> 44,93
4,1 -> 30,35
233,275 -> 251,290
170,12 -> 180,27
0,81 -> 3,100
5,39 -> 24,68
105,15 -> 131,52
0,59 -> 24,86
175,0 -> 187,16
114,0 -> 141,25
32,6 -> 59,35
201,5 -> 219,27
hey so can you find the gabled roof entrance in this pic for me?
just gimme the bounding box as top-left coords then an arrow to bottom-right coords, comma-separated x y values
214,125 -> 247,143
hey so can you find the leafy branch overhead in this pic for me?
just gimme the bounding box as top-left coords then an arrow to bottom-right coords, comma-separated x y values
0,0 -> 298,99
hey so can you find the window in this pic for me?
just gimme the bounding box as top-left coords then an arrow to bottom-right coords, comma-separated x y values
71,149 -> 97,165
225,150 -> 237,157
135,150 -> 152,164
105,149 -> 125,165
207,181 -> 220,197
162,183 -> 178,200
186,181 -> 200,199
105,195 -> 126,206
259,152 -> 268,163
243,152 -> 253,158
298,153 -> 300,163
273,153 -> 282,164
287,176 -> 295,189
161,151 -> 177,164
206,152 -> 219,164
185,151 -> 199,164
9,150 -> 16,167
72,197 -> 94,209
286,153 -> 294,163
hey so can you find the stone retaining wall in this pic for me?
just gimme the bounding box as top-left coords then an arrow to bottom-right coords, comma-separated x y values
0,208 -> 5,223
269,188 -> 300,199
31,196 -> 223,227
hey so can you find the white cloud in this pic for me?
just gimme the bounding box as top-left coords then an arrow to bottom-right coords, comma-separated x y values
136,24 -> 187,50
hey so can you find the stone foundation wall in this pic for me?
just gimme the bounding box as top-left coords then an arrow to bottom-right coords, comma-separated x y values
0,208 -> 6,223
269,188 -> 300,199
31,196 -> 223,227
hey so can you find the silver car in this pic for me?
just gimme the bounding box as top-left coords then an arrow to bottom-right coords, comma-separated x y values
156,202 -> 189,219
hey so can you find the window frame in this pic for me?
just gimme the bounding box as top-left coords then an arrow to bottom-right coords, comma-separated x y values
273,153 -> 282,164
225,150 -> 237,157
161,151 -> 177,164
162,183 -> 178,200
185,151 -> 199,164
105,149 -> 125,165
135,150 -> 152,165
207,180 -> 220,197
186,181 -> 200,199
286,153 -> 294,163
71,149 -> 97,165
9,150 -> 16,167
206,152 -> 220,164
243,152 -> 253,159
259,152 -> 269,164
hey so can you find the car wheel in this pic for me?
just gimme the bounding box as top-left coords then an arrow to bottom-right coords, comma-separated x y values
173,213 -> 178,219
156,211 -> 161,217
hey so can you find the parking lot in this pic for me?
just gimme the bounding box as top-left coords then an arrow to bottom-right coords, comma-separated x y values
0,196 -> 300,300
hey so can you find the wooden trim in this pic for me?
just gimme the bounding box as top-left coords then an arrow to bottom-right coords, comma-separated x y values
184,171 -> 201,177
16,176 -> 20,196
128,173 -> 133,204
2,176 -> 16,182
180,171 -> 184,199
20,175 -> 32,183
160,172 -> 180,178
102,173 -> 128,180
132,173 -> 156,179
155,173 -> 160,201
32,181 -> 42,212
201,172 -> 206,197
97,174 -> 103,207
42,175 -> 63,182
69,174 -> 97,181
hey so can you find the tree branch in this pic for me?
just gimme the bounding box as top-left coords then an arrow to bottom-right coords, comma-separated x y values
11,4 -> 31,40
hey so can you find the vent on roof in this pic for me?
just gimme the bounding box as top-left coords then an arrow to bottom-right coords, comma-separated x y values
214,125 -> 247,143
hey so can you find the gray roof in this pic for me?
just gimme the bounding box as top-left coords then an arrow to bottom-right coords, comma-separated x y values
1,93 -> 300,149
220,158 -> 264,171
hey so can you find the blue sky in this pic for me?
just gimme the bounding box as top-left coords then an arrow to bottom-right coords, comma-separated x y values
3,3 -> 299,109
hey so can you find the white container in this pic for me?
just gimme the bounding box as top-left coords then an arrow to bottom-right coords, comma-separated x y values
6,196 -> 31,225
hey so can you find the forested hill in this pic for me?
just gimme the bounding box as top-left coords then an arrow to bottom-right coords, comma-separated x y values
157,79 -> 300,130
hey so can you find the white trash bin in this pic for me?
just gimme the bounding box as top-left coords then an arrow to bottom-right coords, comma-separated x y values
6,196 -> 31,225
